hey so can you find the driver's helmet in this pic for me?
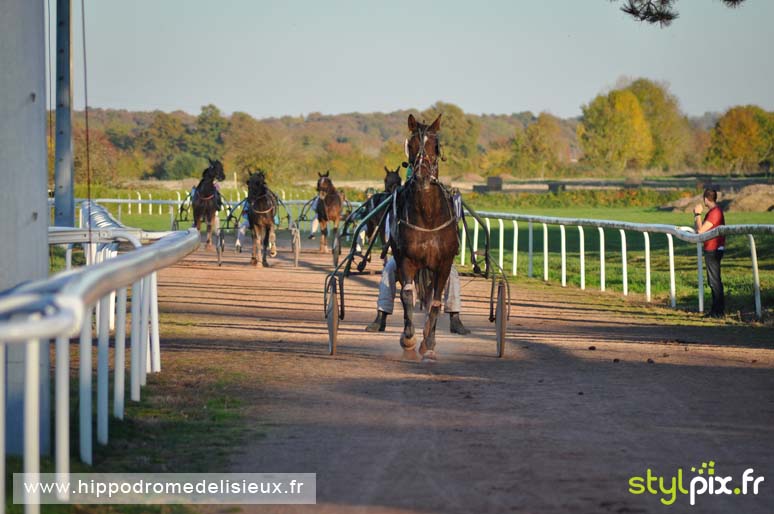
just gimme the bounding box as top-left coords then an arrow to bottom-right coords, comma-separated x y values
365,187 -> 376,198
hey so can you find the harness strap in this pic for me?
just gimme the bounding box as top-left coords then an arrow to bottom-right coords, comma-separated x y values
198,194 -> 214,201
398,216 -> 455,233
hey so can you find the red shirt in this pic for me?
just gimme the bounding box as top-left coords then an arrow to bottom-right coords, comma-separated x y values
703,206 -> 725,251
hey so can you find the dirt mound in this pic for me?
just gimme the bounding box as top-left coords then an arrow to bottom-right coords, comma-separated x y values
661,184 -> 774,213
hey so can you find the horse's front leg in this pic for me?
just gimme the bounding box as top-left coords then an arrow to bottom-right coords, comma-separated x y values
261,224 -> 270,267
420,265 -> 452,361
398,261 -> 418,351
319,221 -> 329,253
251,225 -> 262,266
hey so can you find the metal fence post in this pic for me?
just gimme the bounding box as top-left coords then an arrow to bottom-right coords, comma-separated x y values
25,334 -> 41,512
528,221 -> 533,278
543,223 -> 548,282
578,226 -> 585,290
97,294 -> 110,445
80,304 -> 93,464
114,288 -> 127,419
54,335 -> 69,501
512,220 -> 518,276
560,225 -> 566,287
644,232 -> 651,302
130,279 -> 142,401
667,234 -> 676,308
151,272 -> 161,373
460,222 -> 466,266
136,192 -> 142,214
620,229 -> 627,296
498,219 -> 504,269
473,218 -> 479,257
599,227 -> 605,292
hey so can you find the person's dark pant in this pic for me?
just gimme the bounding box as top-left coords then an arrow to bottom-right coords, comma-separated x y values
704,250 -> 724,316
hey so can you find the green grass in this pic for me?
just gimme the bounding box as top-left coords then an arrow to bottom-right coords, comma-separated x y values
5,346 -> 251,514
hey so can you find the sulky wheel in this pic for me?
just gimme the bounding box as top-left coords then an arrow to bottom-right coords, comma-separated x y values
326,277 -> 339,355
495,280 -> 506,358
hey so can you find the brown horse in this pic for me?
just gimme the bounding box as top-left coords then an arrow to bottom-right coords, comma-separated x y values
193,159 -> 226,249
389,114 -> 458,361
246,170 -> 277,267
315,171 -> 343,253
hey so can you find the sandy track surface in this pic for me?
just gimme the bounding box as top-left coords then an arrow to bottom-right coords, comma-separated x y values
158,235 -> 774,514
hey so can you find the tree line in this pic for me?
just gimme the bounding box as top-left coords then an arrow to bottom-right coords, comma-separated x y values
56,78 -> 773,186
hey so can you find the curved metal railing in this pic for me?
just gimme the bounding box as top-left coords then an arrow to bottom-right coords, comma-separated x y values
0,202 -> 199,510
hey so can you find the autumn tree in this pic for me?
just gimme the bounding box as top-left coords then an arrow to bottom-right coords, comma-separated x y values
223,112 -> 293,182
577,89 -> 653,171
511,112 -> 570,177
624,78 -> 691,170
186,104 -> 227,160
707,106 -> 771,172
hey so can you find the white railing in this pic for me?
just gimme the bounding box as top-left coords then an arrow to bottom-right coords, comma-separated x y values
462,211 -> 774,319
0,202 -> 198,513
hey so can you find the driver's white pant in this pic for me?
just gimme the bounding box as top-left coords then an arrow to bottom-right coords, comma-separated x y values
237,219 -> 276,249
377,257 -> 461,314
310,198 -> 320,234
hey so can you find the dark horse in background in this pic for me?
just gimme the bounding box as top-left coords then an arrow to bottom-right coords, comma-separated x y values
365,165 -> 402,247
193,159 -> 226,249
246,170 -> 277,267
390,114 -> 458,361
363,166 -> 403,253
315,171 -> 344,253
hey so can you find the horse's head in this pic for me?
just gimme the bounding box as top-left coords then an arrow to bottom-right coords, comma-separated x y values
247,170 -> 267,199
405,114 -> 442,181
317,171 -> 333,200
205,159 -> 226,182
384,165 -> 402,193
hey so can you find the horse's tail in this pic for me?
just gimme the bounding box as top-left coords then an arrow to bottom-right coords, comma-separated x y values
415,269 -> 434,311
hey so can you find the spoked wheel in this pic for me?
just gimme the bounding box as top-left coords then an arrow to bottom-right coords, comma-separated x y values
332,234 -> 341,268
326,277 -> 339,355
292,228 -> 301,267
495,280 -> 506,358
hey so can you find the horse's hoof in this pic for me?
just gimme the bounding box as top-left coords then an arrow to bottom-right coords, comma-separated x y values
400,334 -> 416,350
205,244 -> 213,250
419,341 -> 428,355
421,350 -> 438,362
251,258 -> 258,266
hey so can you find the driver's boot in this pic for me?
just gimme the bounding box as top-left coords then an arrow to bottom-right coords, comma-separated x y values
365,310 -> 388,332
449,312 -> 470,335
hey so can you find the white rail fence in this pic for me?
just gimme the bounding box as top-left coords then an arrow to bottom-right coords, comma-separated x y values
0,202 -> 198,514
461,211 -> 773,319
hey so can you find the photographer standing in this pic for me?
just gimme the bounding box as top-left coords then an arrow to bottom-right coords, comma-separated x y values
694,189 -> 726,318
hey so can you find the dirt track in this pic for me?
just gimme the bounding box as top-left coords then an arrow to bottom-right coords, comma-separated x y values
157,235 -> 774,514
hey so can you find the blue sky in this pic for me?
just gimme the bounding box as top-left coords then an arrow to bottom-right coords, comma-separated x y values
54,0 -> 774,119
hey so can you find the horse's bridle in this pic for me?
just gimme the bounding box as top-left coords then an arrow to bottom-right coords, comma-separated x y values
406,126 -> 440,181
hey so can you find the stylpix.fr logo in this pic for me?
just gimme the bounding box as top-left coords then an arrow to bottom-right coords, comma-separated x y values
628,461 -> 764,506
